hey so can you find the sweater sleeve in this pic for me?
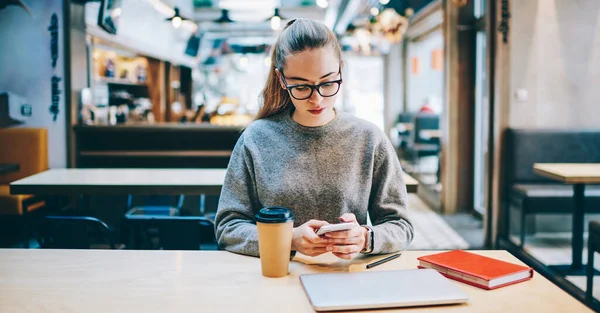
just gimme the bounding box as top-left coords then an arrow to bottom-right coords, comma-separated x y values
367,138 -> 414,254
215,134 -> 261,257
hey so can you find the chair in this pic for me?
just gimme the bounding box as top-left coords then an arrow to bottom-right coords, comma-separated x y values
123,215 -> 217,250
404,114 -> 440,171
504,129 -> 600,247
125,194 -> 185,217
122,194 -> 186,248
587,220 -> 600,307
0,128 -> 48,248
37,215 -> 122,249
395,112 -> 415,149
200,194 -> 219,221
0,128 -> 48,216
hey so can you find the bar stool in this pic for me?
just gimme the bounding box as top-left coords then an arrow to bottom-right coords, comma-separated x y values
37,215 -> 123,249
125,195 -> 184,217
123,215 -> 216,250
586,220 -> 600,307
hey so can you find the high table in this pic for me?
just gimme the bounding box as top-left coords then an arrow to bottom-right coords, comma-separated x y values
402,171 -> 419,193
9,169 -> 418,248
9,169 -> 228,248
10,168 -> 227,196
419,129 -> 442,139
533,163 -> 600,275
0,163 -> 19,176
0,249 -> 591,313
10,168 -> 419,195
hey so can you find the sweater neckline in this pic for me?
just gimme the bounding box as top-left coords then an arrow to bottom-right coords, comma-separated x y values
283,108 -> 341,134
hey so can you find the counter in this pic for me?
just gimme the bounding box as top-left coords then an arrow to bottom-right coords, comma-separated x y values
74,123 -> 244,168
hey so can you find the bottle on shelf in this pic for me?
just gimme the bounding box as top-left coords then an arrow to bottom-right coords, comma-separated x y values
105,58 -> 115,78
137,64 -> 147,83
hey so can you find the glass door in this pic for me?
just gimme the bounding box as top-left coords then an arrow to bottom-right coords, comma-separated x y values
473,31 -> 488,215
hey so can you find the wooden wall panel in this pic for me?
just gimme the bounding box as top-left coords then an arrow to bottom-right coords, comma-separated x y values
146,58 -> 165,122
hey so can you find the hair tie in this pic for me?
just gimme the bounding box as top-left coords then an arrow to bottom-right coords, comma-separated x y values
285,18 -> 298,28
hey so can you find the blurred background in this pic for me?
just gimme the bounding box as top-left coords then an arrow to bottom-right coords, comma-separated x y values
3,0 -> 600,309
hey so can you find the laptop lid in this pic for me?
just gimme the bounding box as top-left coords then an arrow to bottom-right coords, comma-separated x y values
299,269 -> 469,311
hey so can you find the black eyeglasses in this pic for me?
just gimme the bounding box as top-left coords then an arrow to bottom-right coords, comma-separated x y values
279,67 -> 343,100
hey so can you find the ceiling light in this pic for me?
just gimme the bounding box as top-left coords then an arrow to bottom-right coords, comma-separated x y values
213,9 -> 235,23
267,8 -> 284,31
271,15 -> 281,30
165,7 -> 189,29
370,7 -> 380,16
172,16 -> 182,28
379,0 -> 390,4
316,0 -> 329,8
240,56 -> 248,67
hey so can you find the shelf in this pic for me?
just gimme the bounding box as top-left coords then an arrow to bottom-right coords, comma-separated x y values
95,77 -> 147,86
79,150 -> 233,157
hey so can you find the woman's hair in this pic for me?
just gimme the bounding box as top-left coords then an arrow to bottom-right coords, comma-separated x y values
255,19 -> 343,120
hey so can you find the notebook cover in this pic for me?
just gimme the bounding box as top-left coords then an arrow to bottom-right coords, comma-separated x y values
416,266 -> 533,290
417,250 -> 533,289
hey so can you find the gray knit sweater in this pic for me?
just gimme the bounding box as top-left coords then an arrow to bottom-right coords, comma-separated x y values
215,109 -> 413,256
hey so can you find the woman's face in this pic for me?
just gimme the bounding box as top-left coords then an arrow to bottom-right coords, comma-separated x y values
278,46 -> 341,127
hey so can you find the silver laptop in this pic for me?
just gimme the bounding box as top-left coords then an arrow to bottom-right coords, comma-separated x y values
299,269 -> 469,311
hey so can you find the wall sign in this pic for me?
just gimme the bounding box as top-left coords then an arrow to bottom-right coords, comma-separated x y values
411,57 -> 420,75
431,49 -> 443,71
498,0 -> 510,43
21,104 -> 32,117
48,13 -> 61,120
48,13 -> 58,68
50,76 -> 61,121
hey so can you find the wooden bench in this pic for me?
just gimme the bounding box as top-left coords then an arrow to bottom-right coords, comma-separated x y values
504,129 -> 600,247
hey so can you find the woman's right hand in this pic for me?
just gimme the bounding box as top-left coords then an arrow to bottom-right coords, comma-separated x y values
291,219 -> 330,257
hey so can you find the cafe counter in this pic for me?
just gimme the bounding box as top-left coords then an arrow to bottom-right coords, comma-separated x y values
74,123 -> 244,169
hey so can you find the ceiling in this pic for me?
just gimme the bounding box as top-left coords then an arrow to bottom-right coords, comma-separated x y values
193,1 -> 331,31
190,0 -> 436,37
187,0 -> 437,64
191,0 -> 342,50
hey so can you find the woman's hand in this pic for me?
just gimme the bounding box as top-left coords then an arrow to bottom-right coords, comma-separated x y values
291,219 -> 331,257
323,213 -> 367,260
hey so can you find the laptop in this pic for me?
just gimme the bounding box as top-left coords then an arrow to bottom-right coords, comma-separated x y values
299,269 -> 469,311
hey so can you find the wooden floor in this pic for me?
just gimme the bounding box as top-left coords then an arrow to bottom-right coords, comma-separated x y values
407,194 -> 470,250
512,233 -> 600,301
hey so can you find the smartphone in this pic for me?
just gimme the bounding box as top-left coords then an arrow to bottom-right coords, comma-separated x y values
315,222 -> 355,236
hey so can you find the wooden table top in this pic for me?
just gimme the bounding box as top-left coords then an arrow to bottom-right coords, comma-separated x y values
0,249 -> 589,313
396,123 -> 414,132
9,168 -> 227,195
0,163 -> 19,176
420,129 -> 442,139
533,163 -> 600,184
402,172 -> 418,193
10,169 -> 419,195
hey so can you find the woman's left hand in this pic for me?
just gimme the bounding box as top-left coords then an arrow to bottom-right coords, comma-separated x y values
323,213 -> 367,260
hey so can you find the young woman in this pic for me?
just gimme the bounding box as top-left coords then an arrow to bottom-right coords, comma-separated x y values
215,19 -> 413,260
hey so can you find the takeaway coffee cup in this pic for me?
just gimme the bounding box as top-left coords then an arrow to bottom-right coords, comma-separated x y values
255,207 -> 295,278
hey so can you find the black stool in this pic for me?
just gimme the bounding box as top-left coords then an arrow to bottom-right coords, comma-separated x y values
123,215 -> 217,250
37,215 -> 122,249
587,220 -> 600,306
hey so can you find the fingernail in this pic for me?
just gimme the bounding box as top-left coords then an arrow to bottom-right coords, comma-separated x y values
326,246 -> 333,251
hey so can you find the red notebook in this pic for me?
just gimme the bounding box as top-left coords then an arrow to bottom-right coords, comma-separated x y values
417,250 -> 533,290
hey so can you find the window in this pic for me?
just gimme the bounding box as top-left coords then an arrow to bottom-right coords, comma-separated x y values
474,0 -> 486,18
339,54 -> 384,130
473,31 -> 488,215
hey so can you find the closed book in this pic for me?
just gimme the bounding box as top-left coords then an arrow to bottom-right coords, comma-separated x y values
417,250 -> 533,290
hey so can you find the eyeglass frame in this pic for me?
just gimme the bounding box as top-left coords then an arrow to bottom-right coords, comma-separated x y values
278,66 -> 343,100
